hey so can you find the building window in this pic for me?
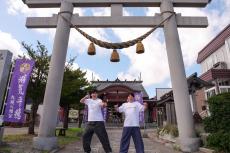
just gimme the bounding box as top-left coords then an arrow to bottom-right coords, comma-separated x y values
219,87 -> 230,93
206,89 -> 216,99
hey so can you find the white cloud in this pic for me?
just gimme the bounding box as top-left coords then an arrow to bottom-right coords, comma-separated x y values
6,0 -> 106,85
175,2 -> 230,67
116,30 -> 170,86
69,8 -> 110,56
167,81 -> 172,88
84,69 -> 102,81
7,0 -> 59,17
113,10 -> 169,87
69,28 -> 108,56
174,8 -> 214,66
90,8 -> 110,16
6,0 -> 230,90
116,1 -> 230,88
7,0 -> 30,15
69,62 -> 102,82
0,30 -> 23,57
6,0 -> 109,57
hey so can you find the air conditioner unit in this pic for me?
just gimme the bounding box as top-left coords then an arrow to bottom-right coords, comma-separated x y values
213,62 -> 227,69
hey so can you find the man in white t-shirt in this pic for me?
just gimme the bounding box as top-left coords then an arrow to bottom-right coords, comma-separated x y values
115,93 -> 147,153
80,89 -> 112,153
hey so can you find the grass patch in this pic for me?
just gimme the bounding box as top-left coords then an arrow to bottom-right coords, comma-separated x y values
1,127 -> 83,152
57,128 -> 83,146
3,134 -> 34,143
0,144 -> 11,153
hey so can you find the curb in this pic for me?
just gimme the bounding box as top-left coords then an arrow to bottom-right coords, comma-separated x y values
199,147 -> 215,153
50,146 -> 65,153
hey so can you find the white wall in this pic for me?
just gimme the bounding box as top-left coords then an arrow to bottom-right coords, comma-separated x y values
225,36 -> 230,68
201,36 -> 230,74
26,104 -> 44,117
156,88 -> 172,100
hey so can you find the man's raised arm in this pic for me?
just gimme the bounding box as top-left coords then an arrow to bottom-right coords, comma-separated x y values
99,100 -> 108,108
80,95 -> 90,103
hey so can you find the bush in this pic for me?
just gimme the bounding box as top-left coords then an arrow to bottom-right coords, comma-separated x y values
207,131 -> 230,153
203,93 -> 230,133
203,93 -> 230,152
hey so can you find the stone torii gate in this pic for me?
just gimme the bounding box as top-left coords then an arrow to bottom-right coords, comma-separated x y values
22,0 -> 210,152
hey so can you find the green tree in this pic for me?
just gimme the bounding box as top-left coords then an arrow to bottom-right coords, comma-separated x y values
21,41 -> 51,134
60,57 -> 90,129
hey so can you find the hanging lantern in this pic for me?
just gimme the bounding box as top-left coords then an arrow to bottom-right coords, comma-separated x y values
87,42 -> 96,55
110,49 -> 120,62
136,41 -> 145,54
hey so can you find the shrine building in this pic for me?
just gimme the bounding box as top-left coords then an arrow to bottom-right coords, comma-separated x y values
91,78 -> 156,125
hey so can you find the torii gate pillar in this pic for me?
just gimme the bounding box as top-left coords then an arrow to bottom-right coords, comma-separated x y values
33,1 -> 73,150
161,0 -> 199,152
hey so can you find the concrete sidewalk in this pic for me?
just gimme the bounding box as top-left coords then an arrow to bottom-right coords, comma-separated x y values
3,127 -> 38,135
58,128 -> 182,153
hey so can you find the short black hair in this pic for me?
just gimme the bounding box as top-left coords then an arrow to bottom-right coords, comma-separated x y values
90,89 -> 98,94
129,93 -> 135,97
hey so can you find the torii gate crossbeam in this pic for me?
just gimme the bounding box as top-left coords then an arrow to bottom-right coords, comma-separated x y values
26,15 -> 208,28
23,0 -> 210,8
22,0 -> 210,152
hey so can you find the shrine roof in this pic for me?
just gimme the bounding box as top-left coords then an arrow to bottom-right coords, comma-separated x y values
91,78 -> 149,98
157,73 -> 213,105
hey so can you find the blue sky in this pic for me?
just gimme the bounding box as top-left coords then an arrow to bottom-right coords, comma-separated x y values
0,0 -> 230,98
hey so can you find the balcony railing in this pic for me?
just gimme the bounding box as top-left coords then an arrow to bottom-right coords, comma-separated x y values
219,86 -> 230,93
205,85 -> 230,99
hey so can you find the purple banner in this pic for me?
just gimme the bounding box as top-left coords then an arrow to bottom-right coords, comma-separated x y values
134,92 -> 144,124
101,107 -> 107,122
4,59 -> 35,123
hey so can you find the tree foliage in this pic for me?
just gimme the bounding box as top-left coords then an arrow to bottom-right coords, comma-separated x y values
21,41 -> 51,134
22,41 -> 91,132
21,41 -> 50,103
60,57 -> 89,108
59,57 -> 91,129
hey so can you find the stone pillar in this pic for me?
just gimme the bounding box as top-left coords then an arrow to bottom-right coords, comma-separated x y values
189,94 -> 194,112
160,0 -> 200,152
0,50 -> 12,144
33,1 -> 73,150
215,79 -> 220,94
0,126 -> 4,145
191,92 -> 198,113
0,50 -> 13,114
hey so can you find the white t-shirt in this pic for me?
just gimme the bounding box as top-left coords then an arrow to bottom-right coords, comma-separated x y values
85,98 -> 104,121
118,101 -> 144,127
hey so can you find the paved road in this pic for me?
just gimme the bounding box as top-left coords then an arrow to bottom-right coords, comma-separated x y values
58,128 -> 181,153
3,126 -> 202,153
